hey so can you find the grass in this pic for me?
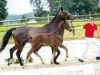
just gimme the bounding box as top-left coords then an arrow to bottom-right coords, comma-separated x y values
0,20 -> 100,43
63,20 -> 100,40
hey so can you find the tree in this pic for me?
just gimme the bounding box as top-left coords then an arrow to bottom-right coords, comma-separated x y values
47,0 -> 98,15
30,0 -> 49,17
59,0 -> 75,14
0,0 -> 8,24
47,0 -> 61,16
20,15 -> 27,23
67,0 -> 98,15
97,3 -> 100,13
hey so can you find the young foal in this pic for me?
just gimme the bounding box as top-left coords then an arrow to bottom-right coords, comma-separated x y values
22,20 -> 71,67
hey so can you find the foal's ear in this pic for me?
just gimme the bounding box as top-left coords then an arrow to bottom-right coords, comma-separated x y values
60,7 -> 63,11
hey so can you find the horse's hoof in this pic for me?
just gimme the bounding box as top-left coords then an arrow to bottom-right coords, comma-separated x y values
8,63 -> 10,66
54,62 -> 60,65
20,63 -> 23,66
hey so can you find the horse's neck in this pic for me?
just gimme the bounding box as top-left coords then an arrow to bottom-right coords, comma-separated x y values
43,16 -> 63,31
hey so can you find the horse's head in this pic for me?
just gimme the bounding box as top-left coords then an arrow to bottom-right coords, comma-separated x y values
58,7 -> 75,20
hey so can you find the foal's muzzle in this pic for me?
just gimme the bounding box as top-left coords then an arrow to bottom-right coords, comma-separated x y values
72,29 -> 75,35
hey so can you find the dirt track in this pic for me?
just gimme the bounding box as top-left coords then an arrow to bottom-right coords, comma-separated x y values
0,40 -> 100,75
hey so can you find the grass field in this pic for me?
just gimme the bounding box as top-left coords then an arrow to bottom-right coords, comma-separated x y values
0,20 -> 100,43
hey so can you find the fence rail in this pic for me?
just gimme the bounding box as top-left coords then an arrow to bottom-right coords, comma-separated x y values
0,13 -> 100,26
0,14 -> 100,44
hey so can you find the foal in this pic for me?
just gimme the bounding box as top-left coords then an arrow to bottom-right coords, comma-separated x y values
22,19 -> 74,68
23,32 -> 68,67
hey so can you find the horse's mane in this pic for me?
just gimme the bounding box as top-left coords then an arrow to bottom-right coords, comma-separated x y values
43,12 -> 59,27
49,12 -> 59,24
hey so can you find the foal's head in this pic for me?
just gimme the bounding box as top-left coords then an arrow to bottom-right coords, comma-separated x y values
63,20 -> 75,35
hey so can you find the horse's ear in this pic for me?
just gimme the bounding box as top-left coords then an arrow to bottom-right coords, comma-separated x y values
61,7 -> 63,11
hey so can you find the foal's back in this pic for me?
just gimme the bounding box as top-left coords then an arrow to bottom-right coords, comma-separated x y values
31,32 -> 63,47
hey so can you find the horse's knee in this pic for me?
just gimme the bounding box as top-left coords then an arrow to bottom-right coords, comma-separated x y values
10,46 -> 16,53
16,51 -> 21,57
57,49 -> 60,55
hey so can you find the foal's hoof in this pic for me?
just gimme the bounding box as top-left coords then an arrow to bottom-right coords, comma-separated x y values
28,59 -> 33,63
42,62 -> 44,64
51,61 -> 54,64
65,58 -> 68,61
22,64 -> 26,69
22,66 -> 25,69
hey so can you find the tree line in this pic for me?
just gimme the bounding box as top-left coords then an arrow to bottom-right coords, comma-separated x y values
30,0 -> 100,16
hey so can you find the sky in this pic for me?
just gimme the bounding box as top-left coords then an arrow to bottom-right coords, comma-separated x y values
7,0 -> 33,15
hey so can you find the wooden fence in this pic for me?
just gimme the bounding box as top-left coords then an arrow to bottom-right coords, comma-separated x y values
0,14 -> 100,43
0,13 -> 100,26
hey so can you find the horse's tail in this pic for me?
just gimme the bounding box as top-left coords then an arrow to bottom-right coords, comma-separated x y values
0,28 -> 16,52
21,37 -> 32,46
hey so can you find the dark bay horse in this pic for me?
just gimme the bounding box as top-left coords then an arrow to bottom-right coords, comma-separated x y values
0,7 -> 75,66
22,20 -> 70,67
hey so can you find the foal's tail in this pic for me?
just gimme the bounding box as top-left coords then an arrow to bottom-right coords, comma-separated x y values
21,37 -> 32,46
0,28 -> 16,52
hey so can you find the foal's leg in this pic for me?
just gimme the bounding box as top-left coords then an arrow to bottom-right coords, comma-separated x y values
8,45 -> 17,66
23,48 -> 33,68
59,44 -> 69,61
35,52 -> 44,64
34,44 -> 44,64
23,44 -> 42,68
51,47 -> 57,64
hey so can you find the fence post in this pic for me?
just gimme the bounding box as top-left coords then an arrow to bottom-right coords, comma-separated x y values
47,14 -> 50,22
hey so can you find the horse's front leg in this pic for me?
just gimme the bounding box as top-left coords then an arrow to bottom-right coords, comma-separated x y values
60,44 -> 69,61
54,48 -> 60,65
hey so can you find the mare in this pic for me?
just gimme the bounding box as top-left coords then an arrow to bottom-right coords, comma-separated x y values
0,7 -> 74,66
22,20 -> 71,67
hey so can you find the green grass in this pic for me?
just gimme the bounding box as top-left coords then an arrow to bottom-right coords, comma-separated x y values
0,20 -> 100,43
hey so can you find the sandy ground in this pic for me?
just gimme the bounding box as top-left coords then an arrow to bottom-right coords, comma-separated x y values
0,40 -> 100,75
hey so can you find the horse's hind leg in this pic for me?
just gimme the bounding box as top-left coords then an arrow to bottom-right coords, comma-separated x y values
16,47 -> 24,66
54,48 -> 60,65
8,45 -> 17,66
59,44 -> 69,61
